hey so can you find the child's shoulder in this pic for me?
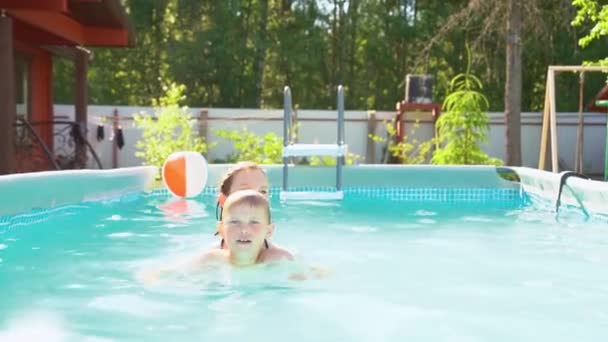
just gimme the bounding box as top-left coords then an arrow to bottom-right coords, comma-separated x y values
198,248 -> 229,264
261,244 -> 294,263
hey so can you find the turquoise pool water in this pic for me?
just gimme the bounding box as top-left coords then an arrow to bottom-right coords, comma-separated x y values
1,190 -> 607,341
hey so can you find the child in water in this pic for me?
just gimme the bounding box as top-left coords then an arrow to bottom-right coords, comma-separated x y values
199,189 -> 293,266
138,163 -> 302,284
213,162 -> 292,259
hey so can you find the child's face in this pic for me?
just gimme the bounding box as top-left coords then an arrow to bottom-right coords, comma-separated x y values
220,203 -> 273,262
229,169 -> 269,198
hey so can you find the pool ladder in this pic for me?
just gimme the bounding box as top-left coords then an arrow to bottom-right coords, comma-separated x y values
280,85 -> 347,200
555,171 -> 590,218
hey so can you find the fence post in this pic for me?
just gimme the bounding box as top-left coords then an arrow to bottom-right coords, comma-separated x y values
199,109 -> 209,156
112,109 -> 118,168
366,111 -> 377,163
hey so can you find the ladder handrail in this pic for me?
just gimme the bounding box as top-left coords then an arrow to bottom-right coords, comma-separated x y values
282,84 -> 346,195
337,85 -> 344,191
337,85 -> 344,145
283,86 -> 292,191
555,171 -> 590,218
283,86 -> 292,147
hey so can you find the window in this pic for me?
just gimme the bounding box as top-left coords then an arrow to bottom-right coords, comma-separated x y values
15,54 -> 29,118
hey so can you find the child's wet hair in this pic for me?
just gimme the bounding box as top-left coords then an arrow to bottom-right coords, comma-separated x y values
218,162 -> 266,196
215,161 -> 267,223
223,190 -> 271,223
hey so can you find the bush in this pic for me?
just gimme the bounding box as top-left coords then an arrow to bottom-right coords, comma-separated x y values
133,82 -> 210,168
368,111 -> 433,164
308,152 -> 362,166
432,59 -> 502,166
214,127 -> 283,164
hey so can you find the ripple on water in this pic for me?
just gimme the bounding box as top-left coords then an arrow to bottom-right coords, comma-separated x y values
415,210 -> 437,217
107,215 -> 123,221
107,232 -> 134,239
462,216 -> 494,223
417,218 -> 437,225
88,294 -> 181,317
349,225 -> 378,233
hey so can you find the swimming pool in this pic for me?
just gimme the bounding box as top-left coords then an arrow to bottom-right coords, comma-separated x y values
1,165 -> 607,341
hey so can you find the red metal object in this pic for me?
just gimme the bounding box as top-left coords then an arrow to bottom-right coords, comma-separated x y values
394,101 -> 441,143
389,101 -> 441,163
588,85 -> 608,112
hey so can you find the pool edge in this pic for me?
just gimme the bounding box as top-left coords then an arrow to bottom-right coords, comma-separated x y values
0,167 -> 158,217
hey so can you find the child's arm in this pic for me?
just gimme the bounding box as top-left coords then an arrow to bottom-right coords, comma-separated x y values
288,265 -> 332,281
136,250 -> 226,285
136,265 -> 173,285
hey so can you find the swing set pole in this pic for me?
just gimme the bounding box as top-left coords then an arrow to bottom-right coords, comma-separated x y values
595,100 -> 608,180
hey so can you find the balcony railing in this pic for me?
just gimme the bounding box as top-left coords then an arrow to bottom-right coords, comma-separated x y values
14,116 -> 102,173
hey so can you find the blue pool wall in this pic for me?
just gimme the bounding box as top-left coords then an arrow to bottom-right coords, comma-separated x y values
1,164 -> 605,217
0,167 -> 157,217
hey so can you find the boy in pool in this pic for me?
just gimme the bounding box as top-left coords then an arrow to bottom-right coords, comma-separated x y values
213,162 -> 291,257
137,162 -> 326,283
138,190 -> 300,284
214,162 -> 270,239
199,189 -> 293,266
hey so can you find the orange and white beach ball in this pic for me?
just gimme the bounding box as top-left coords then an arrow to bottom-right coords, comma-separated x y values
162,151 -> 208,198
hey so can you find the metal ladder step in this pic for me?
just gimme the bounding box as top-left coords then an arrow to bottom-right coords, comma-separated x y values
281,85 -> 346,200
282,143 -> 348,157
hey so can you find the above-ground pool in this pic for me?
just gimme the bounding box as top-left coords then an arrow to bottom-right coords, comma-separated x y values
0,165 -> 607,341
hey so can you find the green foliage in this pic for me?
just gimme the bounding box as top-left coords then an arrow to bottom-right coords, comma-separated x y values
309,153 -> 362,167
368,111 -> 433,164
133,82 -> 209,167
51,0 -> 608,113
571,0 -> 608,66
432,58 -> 502,166
214,128 -> 283,164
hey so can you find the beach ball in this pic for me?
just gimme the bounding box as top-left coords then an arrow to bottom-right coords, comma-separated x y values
162,151 -> 208,198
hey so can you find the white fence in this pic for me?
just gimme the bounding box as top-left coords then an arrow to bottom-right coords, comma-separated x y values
52,104 -> 608,176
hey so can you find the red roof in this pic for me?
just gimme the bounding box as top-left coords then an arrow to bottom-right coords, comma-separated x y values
1,0 -> 135,47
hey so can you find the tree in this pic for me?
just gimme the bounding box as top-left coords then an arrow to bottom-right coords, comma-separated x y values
505,0 -> 522,166
415,0 -> 582,166
52,0 -> 608,118
433,52 -> 502,166
571,0 -> 608,65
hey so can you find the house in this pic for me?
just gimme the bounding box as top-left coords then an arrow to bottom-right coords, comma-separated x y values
0,0 -> 134,174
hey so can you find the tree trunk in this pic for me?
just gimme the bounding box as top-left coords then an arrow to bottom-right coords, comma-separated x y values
504,0 -> 522,166
253,0 -> 269,107
347,0 -> 358,98
331,0 -> 339,89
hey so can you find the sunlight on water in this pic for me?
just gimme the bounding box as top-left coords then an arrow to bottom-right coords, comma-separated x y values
0,193 -> 607,341
0,311 -> 69,342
